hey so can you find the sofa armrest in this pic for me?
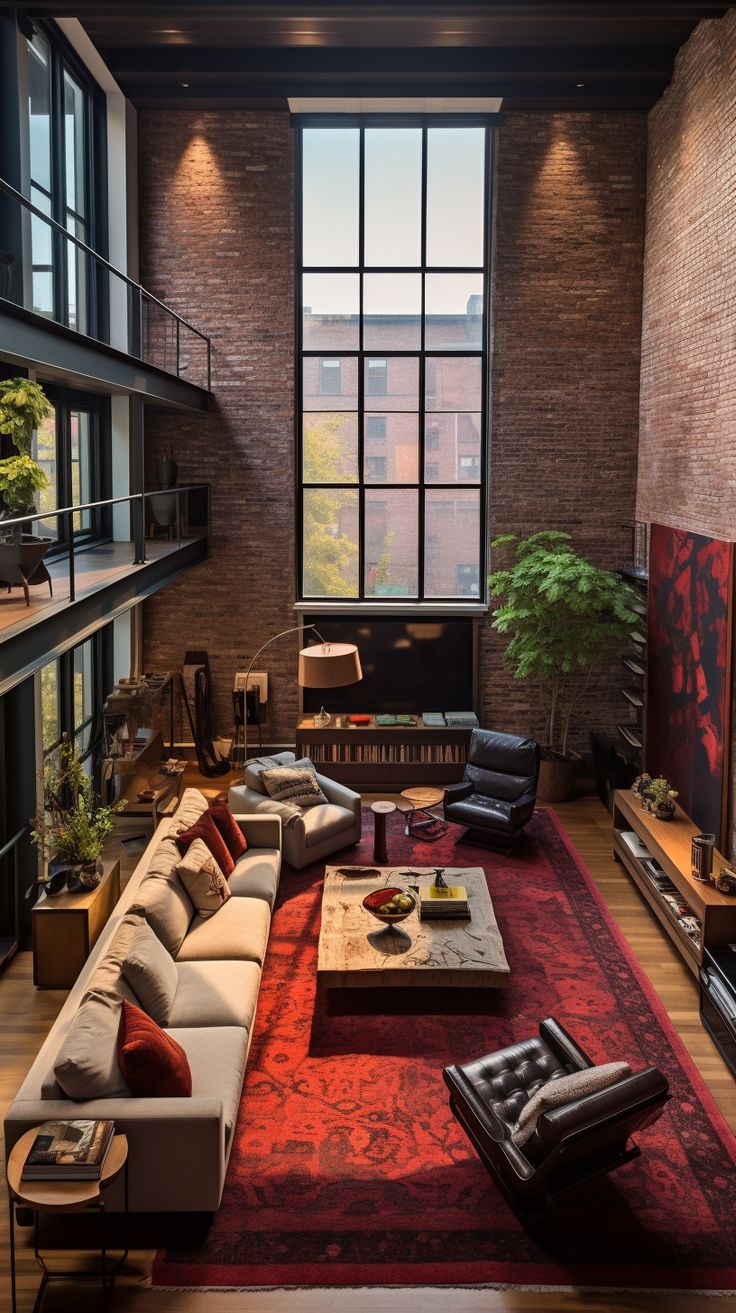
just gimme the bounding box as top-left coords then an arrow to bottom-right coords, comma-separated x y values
444,781 -> 473,805
232,813 -> 282,852
316,773 -> 362,819
539,1017 -> 592,1071
229,783 -> 267,812
508,789 -> 537,820
535,1068 -> 671,1151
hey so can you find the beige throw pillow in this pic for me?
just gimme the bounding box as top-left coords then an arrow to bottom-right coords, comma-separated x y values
122,922 -> 179,1026
260,765 -> 327,808
512,1061 -> 631,1147
53,991 -> 130,1100
176,838 -> 231,919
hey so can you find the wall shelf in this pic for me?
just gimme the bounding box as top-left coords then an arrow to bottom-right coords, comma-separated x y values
296,716 -> 471,788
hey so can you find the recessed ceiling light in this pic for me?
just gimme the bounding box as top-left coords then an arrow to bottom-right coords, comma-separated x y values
576,82 -> 585,88
180,81 -> 190,88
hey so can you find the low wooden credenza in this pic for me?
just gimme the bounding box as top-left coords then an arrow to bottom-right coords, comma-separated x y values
32,859 -> 121,989
612,789 -> 736,979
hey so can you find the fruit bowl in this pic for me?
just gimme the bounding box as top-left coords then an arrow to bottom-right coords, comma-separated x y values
362,886 -> 417,925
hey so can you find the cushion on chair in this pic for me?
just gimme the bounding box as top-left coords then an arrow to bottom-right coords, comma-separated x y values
54,992 -> 131,1100
117,1000 -> 192,1097
302,802 -> 357,847
512,1061 -> 631,1146
86,909 -> 148,1004
177,812 -> 235,877
260,766 -> 328,808
228,849 -> 281,906
243,752 -> 296,794
170,959 -> 262,1029
122,921 -> 179,1026
175,895 -> 271,964
207,800 -> 248,860
176,838 -> 232,919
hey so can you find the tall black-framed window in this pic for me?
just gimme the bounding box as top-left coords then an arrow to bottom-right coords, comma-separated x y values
40,629 -> 110,764
297,118 -> 491,602
32,389 -> 111,550
24,20 -> 106,334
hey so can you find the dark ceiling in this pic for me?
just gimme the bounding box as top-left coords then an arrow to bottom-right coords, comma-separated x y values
21,2 -> 734,109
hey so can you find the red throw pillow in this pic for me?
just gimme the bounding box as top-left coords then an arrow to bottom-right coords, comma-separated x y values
117,1000 -> 192,1097
176,812 -> 234,876
207,800 -> 247,862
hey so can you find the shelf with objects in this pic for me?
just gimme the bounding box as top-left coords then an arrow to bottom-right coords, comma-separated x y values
616,520 -> 649,767
296,713 -> 477,789
612,789 -> 736,979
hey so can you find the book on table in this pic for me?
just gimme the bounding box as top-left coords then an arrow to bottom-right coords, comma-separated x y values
419,883 -> 470,919
22,1119 -> 115,1180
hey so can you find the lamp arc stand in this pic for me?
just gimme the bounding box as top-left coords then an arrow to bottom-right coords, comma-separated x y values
242,624 -> 325,764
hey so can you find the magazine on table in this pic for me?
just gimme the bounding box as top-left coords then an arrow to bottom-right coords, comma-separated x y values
22,1119 -> 114,1180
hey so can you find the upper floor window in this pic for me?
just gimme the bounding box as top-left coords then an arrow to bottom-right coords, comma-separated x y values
298,121 -> 489,602
25,25 -> 101,333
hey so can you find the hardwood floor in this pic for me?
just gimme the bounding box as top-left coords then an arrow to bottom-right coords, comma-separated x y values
1,784 -> 734,1313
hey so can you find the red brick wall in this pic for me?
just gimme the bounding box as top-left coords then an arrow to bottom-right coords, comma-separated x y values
138,109 -> 647,753
637,10 -> 736,540
486,111 -> 647,750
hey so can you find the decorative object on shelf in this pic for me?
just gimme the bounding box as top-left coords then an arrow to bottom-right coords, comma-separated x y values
433,867 -> 448,889
691,832 -> 716,883
30,736 -> 126,895
313,706 -> 331,727
240,624 -> 362,763
0,378 -> 52,544
632,772 -> 654,808
647,776 -> 678,820
714,866 -> 736,896
489,531 -> 639,803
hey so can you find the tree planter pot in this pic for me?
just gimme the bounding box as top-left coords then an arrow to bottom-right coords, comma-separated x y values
0,535 -> 53,605
537,752 -> 580,803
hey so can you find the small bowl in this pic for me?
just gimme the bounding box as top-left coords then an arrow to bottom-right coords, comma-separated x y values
362,886 -> 417,925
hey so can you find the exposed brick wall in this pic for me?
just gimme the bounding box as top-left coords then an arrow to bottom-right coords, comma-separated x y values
637,10 -> 736,540
137,109 -> 647,755
137,112 -> 297,743
486,112 -> 647,751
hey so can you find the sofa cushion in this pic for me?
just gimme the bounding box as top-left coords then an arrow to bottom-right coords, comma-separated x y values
167,786 -> 209,835
167,1026 -> 248,1141
175,896 -> 271,965
135,870 -> 193,958
302,802 -> 356,848
177,812 -> 234,877
86,909 -> 148,1004
208,800 -> 247,861
261,765 -> 328,809
228,849 -> 280,907
176,838 -> 231,919
512,1061 -> 632,1146
117,1000 -> 192,1098
243,751 -> 295,794
170,959 -> 261,1029
122,922 -> 179,1026
54,992 -> 130,1101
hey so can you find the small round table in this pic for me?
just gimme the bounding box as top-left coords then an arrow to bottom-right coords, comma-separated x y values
400,786 -> 446,838
371,800 -> 396,864
7,1129 -> 129,1313
400,787 -> 445,808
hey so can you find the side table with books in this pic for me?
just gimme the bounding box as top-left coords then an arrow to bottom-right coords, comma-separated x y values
6,1120 -> 128,1313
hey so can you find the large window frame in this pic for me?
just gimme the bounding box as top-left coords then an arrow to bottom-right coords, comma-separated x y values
32,388 -> 112,554
40,630 -> 111,765
24,19 -> 108,336
296,116 -> 492,606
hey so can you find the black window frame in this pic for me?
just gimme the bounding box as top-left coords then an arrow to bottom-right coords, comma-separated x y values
35,386 -> 112,555
40,628 -> 111,765
296,114 -> 492,606
23,18 -> 108,339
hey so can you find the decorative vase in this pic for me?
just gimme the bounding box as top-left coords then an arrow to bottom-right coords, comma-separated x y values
537,753 -> 579,804
653,801 -> 676,821
66,858 -> 104,893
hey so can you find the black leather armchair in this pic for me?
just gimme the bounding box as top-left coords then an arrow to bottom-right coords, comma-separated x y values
444,1017 -> 670,1222
443,728 -> 539,848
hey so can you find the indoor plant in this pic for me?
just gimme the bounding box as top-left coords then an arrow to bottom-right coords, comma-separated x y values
0,377 -> 51,542
634,773 -> 678,819
31,735 -> 125,892
489,531 -> 639,802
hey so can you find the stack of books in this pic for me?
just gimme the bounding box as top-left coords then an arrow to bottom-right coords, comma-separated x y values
444,711 -> 479,728
22,1119 -> 115,1181
419,882 -> 470,920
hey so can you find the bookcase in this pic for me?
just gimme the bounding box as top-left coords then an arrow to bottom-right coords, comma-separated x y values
612,789 -> 736,979
296,716 -> 472,789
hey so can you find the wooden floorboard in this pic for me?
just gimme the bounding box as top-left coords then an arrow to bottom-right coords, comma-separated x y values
1,781 -> 734,1312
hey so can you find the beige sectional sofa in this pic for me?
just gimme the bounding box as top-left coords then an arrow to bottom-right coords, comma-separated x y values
4,788 -> 282,1213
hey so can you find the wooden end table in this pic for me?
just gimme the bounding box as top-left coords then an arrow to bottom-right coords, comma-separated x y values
371,801 -> 396,864
7,1129 -> 129,1313
32,859 -> 120,989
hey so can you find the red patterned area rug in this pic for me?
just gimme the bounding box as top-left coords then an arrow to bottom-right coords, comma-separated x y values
153,809 -> 736,1292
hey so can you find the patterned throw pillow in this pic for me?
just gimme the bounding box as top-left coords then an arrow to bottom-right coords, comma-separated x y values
260,766 -> 328,809
176,811 -> 234,876
176,838 -> 232,919
511,1061 -> 631,1146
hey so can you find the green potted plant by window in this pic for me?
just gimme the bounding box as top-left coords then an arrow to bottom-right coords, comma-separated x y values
489,531 -> 639,802
0,377 -> 51,546
31,735 -> 125,893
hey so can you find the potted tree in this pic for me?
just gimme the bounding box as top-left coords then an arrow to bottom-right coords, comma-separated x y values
489,531 -> 639,802
0,379 -> 53,599
31,735 -> 125,893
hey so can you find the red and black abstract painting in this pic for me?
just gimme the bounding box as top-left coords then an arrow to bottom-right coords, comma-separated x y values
646,524 -> 733,844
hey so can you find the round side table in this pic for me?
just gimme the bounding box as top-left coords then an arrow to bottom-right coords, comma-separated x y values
371,800 -> 396,864
7,1129 -> 129,1313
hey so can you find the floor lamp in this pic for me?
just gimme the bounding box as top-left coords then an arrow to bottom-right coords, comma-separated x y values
242,624 -> 362,763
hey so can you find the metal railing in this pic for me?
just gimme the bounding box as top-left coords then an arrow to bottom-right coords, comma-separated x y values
0,827 -> 26,969
0,484 -> 211,603
0,177 -> 211,391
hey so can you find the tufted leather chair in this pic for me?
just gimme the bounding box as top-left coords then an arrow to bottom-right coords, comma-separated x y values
443,728 -> 540,848
444,1017 -> 670,1221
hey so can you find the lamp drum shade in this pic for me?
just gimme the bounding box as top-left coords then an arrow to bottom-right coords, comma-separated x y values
298,642 -> 362,689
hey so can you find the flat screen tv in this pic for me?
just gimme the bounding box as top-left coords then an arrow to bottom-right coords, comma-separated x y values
301,617 -> 475,716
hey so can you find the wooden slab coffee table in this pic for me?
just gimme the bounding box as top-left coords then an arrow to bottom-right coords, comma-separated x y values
318,865 -> 510,989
